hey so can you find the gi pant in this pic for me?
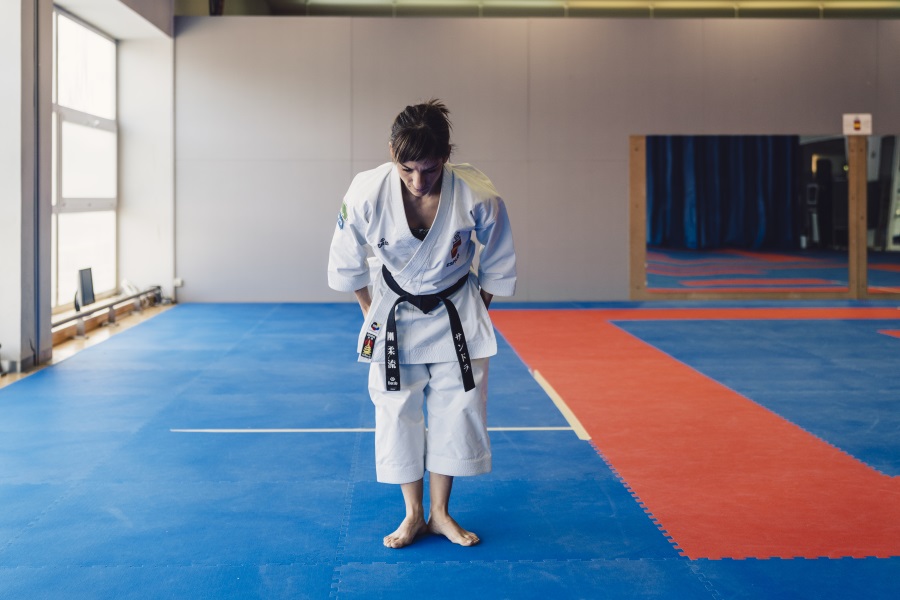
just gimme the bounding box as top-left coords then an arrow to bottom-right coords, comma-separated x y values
368,358 -> 491,484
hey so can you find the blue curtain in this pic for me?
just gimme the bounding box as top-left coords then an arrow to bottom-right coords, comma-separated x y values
647,136 -> 799,250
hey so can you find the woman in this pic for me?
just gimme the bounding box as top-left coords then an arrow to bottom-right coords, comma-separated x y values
328,100 -> 517,548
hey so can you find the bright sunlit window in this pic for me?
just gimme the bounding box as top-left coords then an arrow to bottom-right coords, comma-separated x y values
52,10 -> 117,309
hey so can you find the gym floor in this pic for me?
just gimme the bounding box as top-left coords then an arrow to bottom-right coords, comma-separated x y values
1,302 -> 898,598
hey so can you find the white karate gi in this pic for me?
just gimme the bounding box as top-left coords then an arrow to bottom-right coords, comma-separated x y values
328,161 -> 517,483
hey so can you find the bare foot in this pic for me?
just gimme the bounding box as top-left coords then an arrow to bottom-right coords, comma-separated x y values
383,516 -> 428,549
427,514 -> 480,546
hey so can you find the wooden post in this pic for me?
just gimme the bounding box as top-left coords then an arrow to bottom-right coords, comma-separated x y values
847,135 -> 868,299
629,136 -> 647,300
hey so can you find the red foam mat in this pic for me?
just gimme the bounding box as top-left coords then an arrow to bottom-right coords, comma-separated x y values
721,249 -> 822,263
491,308 -> 900,560
680,278 -> 835,287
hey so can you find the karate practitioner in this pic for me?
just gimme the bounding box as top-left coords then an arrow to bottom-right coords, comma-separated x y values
327,100 -> 517,548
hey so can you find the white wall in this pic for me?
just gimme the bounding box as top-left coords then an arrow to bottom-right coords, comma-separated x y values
175,17 -> 353,302
0,1 -> 25,371
119,37 -> 175,299
174,16 -> 900,303
0,0 -> 52,373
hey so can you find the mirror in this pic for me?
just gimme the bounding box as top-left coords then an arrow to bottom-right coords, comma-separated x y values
866,135 -> 900,295
644,135 -> 849,296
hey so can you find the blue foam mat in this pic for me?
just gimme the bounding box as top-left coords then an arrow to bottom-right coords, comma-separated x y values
693,557 -> 900,600
0,479 -> 347,567
91,427 -> 368,484
334,558 -> 713,599
0,564 -> 337,600
340,478 -> 679,565
1,303 -> 898,599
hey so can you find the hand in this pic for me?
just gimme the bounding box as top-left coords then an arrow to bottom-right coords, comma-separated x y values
480,289 -> 493,310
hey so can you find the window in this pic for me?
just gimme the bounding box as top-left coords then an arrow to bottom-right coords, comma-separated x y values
52,10 -> 117,309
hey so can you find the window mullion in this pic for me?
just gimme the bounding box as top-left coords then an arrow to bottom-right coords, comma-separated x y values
55,105 -> 117,133
56,198 -> 118,213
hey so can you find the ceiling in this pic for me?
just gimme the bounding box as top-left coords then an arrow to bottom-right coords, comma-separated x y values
253,1 -> 900,19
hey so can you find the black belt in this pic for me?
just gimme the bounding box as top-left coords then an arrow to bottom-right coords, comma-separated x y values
381,266 -> 475,392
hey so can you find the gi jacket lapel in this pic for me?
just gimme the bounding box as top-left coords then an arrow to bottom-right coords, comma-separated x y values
357,165 -> 453,361
389,165 -> 453,294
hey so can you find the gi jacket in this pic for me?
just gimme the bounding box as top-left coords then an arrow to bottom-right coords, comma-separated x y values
328,162 -> 517,365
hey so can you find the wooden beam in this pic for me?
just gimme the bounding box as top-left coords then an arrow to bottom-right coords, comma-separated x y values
847,135 -> 868,299
629,135 -> 648,300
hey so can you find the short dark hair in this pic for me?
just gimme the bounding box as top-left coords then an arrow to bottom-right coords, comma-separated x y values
389,99 -> 453,163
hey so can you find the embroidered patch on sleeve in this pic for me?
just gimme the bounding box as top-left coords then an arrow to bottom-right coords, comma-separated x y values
337,202 -> 348,230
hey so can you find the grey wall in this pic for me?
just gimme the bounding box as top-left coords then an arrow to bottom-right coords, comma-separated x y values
174,16 -> 900,302
119,0 -> 173,36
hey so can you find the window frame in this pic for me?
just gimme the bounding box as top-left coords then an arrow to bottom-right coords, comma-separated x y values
51,8 -> 119,311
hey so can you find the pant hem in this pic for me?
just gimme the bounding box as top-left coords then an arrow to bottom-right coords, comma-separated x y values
376,465 -> 425,485
426,454 -> 492,477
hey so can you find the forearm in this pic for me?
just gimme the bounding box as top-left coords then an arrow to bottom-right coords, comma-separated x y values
354,286 -> 372,316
